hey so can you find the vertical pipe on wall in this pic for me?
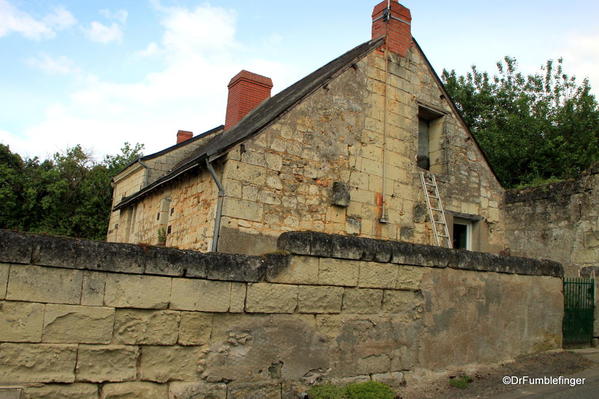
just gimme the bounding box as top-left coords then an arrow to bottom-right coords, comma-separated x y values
206,159 -> 225,252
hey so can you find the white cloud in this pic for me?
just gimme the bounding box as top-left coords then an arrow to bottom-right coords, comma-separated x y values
559,31 -> 599,95
3,3 -> 299,160
26,54 -> 79,75
136,42 -> 160,57
0,0 -> 75,40
100,9 -> 128,24
84,21 -> 123,44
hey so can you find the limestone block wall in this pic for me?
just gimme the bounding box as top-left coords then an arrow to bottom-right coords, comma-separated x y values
504,168 -> 599,277
0,230 -> 562,399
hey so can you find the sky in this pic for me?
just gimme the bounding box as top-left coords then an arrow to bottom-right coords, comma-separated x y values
1,0 -> 598,160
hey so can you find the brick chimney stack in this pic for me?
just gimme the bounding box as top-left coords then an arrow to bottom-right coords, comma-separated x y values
176,130 -> 193,144
225,70 -> 273,130
372,1 -> 412,57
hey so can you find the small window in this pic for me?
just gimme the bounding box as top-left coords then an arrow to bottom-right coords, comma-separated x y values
170,208 -> 174,216
167,225 -> 172,234
453,217 -> 472,250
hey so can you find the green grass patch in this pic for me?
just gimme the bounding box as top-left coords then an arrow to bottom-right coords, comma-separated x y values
307,381 -> 395,399
449,375 -> 473,389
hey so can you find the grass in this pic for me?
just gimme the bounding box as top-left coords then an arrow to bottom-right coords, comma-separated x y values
307,381 -> 395,399
449,375 -> 473,389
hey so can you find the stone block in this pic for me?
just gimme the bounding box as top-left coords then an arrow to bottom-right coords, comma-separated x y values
113,309 -> 179,345
169,382 -> 227,399
371,371 -> 405,388
101,382 -> 167,399
318,258 -> 359,286
76,345 -> 138,382
6,265 -> 82,305
246,283 -> 298,313
227,382 -> 281,399
30,234 -> 145,274
298,286 -> 343,313
0,343 -> 77,383
178,312 -> 213,346
0,388 -> 22,399
0,264 -> 8,299
0,230 -> 31,264
382,291 -> 422,316
395,266 -> 424,290
358,262 -> 397,289
139,346 -> 202,383
230,283 -> 247,312
0,301 -> 43,342
81,271 -> 105,306
267,256 -> 319,284
43,304 -> 114,344
24,384 -> 98,399
222,198 -> 263,222
342,288 -> 383,314
197,253 -> 265,282
276,232 -> 311,255
171,279 -> 231,312
104,274 -> 171,309
144,246 -> 207,277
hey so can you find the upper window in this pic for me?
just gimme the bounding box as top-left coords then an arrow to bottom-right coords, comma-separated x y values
417,106 -> 445,172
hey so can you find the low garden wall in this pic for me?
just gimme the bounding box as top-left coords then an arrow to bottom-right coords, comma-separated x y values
0,230 -> 563,398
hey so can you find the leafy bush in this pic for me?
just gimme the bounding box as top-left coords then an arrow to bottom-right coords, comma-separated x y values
307,381 -> 395,399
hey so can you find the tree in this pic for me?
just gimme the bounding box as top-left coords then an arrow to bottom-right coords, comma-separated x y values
442,57 -> 599,187
0,143 -> 143,240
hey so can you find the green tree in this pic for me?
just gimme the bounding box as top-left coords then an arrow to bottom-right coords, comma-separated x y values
0,142 -> 143,240
442,57 -> 599,187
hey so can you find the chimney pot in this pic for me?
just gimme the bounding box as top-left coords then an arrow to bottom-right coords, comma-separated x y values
372,1 -> 412,57
225,70 -> 273,130
177,130 -> 193,144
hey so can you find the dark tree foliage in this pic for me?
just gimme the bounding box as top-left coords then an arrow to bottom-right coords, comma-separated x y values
0,143 -> 143,240
442,57 -> 599,187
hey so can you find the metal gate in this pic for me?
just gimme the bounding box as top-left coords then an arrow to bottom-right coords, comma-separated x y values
563,277 -> 595,347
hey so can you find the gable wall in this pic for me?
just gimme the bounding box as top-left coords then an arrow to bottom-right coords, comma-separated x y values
107,130 -> 222,244
216,45 -> 506,254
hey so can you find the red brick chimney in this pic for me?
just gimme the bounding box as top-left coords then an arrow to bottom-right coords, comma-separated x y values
372,1 -> 412,57
225,70 -> 273,130
176,130 -> 193,144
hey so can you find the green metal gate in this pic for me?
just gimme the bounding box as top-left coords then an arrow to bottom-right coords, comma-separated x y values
563,277 -> 595,347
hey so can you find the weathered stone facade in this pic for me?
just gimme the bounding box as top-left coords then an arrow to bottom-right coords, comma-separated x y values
107,40 -> 505,255
0,230 -> 563,398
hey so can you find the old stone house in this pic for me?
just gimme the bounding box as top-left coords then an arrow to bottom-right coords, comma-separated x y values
107,1 -> 507,256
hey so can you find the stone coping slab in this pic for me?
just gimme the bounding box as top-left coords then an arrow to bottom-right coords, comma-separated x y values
0,229 -> 563,281
277,231 -> 563,278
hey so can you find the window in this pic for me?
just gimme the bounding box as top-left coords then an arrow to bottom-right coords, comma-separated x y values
452,218 -> 472,250
417,105 -> 445,172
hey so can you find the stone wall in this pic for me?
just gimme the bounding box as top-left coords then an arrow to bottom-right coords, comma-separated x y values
0,230 -> 562,398
504,167 -> 599,277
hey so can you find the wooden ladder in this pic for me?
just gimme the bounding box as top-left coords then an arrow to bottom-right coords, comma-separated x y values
419,171 -> 452,248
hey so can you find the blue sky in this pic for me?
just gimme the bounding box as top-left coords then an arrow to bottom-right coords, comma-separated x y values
1,0 -> 598,159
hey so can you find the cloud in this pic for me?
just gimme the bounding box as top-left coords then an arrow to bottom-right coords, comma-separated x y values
0,0 -> 75,40
559,31 -> 599,95
99,9 -> 128,24
4,3 -> 299,160
83,21 -> 123,44
26,54 -> 79,75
